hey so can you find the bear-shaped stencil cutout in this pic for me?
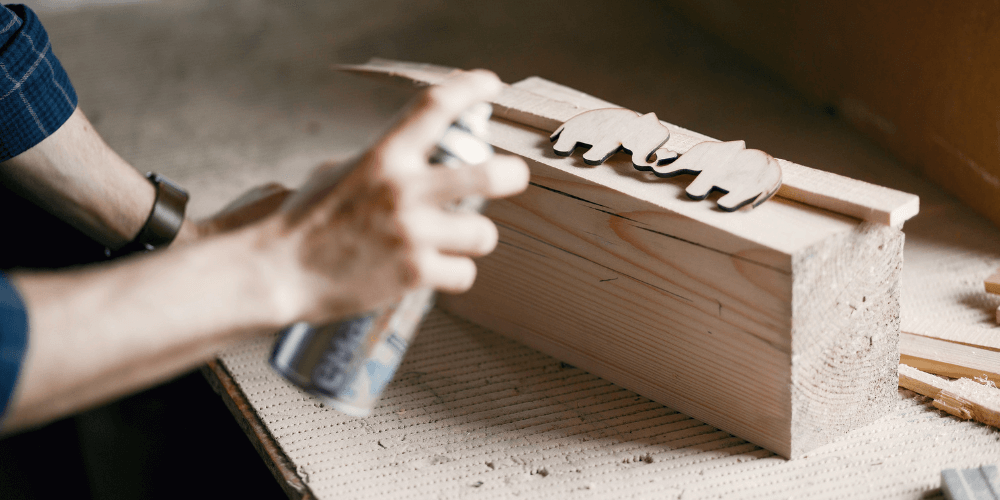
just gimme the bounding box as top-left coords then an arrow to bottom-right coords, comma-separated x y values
550,108 -> 679,168
646,140 -> 782,211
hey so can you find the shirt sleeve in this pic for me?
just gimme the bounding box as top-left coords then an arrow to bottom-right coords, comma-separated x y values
0,4 -> 78,162
0,272 -> 28,424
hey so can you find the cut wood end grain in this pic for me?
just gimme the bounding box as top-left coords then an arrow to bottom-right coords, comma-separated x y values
340,58 -> 919,226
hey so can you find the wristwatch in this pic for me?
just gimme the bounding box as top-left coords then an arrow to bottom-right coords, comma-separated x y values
108,172 -> 189,257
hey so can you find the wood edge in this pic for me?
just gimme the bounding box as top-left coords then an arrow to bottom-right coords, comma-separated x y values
985,270 -> 1000,294
900,355 -> 1000,386
340,58 -> 921,226
886,193 -> 921,226
897,364 -> 943,399
899,364 -> 1000,428
776,161 -> 920,225
201,360 -> 314,500
901,330 -> 1000,353
900,332 -> 1000,385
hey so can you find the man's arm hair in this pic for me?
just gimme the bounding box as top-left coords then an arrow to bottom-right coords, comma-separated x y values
2,229 -> 284,433
0,107 -> 200,250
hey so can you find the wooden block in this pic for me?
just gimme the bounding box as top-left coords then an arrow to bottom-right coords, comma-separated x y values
899,364 -> 1000,429
343,60 -> 914,458
439,117 -> 904,458
900,332 -> 1000,386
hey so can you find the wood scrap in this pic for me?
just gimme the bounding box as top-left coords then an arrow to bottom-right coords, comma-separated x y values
338,59 -> 920,226
898,364 -> 1000,428
900,332 -> 1000,385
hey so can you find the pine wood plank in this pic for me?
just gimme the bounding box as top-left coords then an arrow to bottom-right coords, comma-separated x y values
339,60 -> 919,226
900,332 -> 1000,386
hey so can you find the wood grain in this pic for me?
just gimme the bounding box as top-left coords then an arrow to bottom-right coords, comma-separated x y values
342,59 -> 908,457
439,118 -> 902,458
900,332 -> 1000,386
339,59 -> 919,226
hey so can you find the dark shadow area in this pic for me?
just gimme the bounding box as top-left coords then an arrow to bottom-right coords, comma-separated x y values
0,184 -> 285,499
1,372 -> 287,500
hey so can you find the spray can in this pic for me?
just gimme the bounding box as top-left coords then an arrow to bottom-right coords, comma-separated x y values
269,103 -> 495,417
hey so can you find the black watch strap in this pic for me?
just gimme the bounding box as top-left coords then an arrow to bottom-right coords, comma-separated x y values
110,173 -> 189,257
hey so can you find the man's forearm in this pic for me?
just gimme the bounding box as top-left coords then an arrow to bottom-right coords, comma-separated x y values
2,225 -> 286,432
0,107 -> 198,249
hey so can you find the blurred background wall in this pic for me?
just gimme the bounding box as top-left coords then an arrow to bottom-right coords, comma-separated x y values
666,1 -> 1000,227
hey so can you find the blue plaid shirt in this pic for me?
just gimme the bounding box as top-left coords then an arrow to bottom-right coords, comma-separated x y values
0,3 -> 77,423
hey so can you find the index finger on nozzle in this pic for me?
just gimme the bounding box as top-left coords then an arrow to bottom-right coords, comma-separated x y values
383,70 -> 503,159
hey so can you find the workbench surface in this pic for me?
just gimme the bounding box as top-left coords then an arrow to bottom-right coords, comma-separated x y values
211,310 -> 998,499
33,0 -> 1000,498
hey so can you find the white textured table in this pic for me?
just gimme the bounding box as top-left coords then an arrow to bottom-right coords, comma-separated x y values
211,310 -> 999,499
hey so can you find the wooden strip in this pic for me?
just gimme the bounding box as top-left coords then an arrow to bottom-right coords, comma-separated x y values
511,76 -> 621,110
900,331 -> 1000,386
898,364 -> 1000,428
339,60 -> 920,226
985,268 -> 1000,295
511,76 -> 919,226
202,360 -> 314,500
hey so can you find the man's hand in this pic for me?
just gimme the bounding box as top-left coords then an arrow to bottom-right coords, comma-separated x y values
3,69 -> 528,432
257,70 -> 529,324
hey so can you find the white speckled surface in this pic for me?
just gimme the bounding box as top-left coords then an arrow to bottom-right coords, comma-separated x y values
220,310 -> 1000,499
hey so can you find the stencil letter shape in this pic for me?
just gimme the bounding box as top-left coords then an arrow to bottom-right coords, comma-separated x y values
650,140 -> 782,211
550,108 -> 678,168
